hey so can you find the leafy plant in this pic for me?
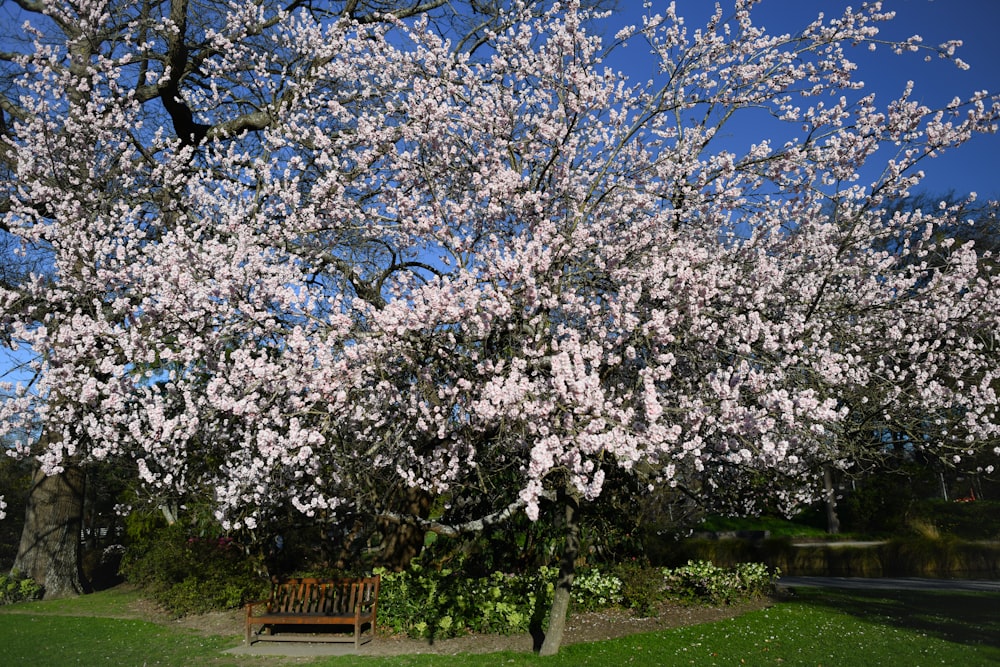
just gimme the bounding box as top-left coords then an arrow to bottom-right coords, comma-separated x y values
376,563 -> 554,638
0,571 -> 43,605
570,568 -> 623,611
120,521 -> 267,616
613,562 -> 666,617
376,558 -> 778,637
663,560 -> 779,606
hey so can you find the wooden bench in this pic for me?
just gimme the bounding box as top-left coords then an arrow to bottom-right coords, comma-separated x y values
245,576 -> 380,647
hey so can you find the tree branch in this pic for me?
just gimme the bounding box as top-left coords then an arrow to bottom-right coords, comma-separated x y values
352,1 -> 449,24
377,489 -> 555,538
158,0 -> 210,146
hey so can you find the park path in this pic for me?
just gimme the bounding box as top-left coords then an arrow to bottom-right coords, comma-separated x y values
778,576 -> 1000,593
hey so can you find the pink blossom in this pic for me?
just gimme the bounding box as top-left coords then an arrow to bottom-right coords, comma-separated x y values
0,0 -> 997,529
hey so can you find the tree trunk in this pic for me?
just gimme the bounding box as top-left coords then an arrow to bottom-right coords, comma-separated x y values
539,488 -> 580,656
11,464 -> 88,599
374,485 -> 433,571
823,466 -> 840,535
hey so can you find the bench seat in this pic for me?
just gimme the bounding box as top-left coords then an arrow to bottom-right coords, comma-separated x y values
245,576 -> 380,648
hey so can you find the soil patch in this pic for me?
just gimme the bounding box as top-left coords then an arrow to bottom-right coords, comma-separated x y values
134,594 -> 773,656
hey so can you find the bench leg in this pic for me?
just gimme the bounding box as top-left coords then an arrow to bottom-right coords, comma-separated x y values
245,619 -> 262,645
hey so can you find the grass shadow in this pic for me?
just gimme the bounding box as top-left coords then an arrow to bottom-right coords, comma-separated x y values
786,587 -> 1000,648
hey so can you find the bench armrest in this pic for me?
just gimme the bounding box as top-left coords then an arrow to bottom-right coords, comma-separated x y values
245,599 -> 269,616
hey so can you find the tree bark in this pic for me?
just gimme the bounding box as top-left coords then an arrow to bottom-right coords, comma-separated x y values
374,485 -> 433,571
539,487 -> 580,656
823,466 -> 840,535
11,463 -> 88,599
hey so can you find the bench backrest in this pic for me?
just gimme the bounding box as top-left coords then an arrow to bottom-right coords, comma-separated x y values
267,576 -> 380,616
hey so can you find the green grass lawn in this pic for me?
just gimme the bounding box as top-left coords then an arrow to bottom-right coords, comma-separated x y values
1,586 -> 997,666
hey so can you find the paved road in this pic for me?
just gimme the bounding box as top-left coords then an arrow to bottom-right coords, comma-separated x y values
779,576 -> 1000,593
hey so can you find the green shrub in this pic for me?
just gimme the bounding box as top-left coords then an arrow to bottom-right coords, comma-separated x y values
571,568 -> 623,611
663,560 -> 778,606
613,562 -> 666,617
377,561 -> 637,639
731,562 -> 779,600
378,563 -> 651,637
376,558 -> 778,638
120,522 -> 267,616
375,563 -> 553,638
0,571 -> 43,605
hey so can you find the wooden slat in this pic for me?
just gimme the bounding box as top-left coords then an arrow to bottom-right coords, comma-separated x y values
247,575 -> 380,647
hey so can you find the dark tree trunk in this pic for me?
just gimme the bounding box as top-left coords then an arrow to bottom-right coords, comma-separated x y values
539,488 -> 580,656
823,467 -> 840,535
374,485 -> 433,571
11,464 -> 88,599
333,516 -> 371,572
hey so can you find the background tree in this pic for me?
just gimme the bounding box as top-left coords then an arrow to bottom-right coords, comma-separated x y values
1,0 -> 999,653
